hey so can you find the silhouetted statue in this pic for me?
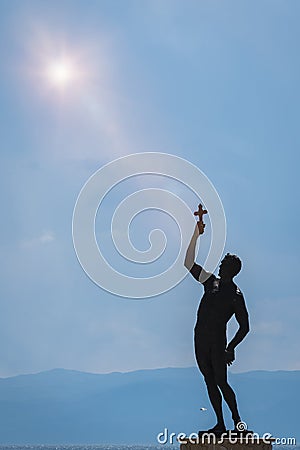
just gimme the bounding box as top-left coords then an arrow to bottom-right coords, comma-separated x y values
184,205 -> 250,435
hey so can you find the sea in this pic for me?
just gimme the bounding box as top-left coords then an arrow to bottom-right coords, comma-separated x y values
0,446 -> 298,450
0,447 -> 177,450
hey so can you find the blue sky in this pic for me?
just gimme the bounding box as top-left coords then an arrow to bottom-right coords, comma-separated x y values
0,0 -> 299,377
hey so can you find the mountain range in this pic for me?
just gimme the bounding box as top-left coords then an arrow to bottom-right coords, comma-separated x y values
0,367 -> 298,444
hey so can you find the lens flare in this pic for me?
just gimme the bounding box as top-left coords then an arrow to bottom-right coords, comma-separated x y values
46,60 -> 74,87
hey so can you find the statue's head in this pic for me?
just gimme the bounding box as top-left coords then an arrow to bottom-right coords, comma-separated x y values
218,253 -> 242,279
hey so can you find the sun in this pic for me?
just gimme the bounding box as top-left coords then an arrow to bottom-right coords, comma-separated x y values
26,33 -> 96,97
46,60 -> 75,87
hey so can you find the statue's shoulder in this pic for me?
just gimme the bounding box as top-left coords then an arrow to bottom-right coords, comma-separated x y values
236,286 -> 243,296
233,284 -> 244,302
203,273 -> 218,289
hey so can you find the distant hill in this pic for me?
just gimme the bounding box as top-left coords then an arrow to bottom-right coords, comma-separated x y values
0,367 -> 298,444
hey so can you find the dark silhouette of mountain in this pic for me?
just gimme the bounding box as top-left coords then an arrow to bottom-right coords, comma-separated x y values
0,367 -> 298,444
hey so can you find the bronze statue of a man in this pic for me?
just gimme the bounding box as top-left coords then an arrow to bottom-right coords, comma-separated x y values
184,205 -> 250,434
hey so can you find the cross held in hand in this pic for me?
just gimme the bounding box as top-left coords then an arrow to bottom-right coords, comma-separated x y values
194,204 -> 208,223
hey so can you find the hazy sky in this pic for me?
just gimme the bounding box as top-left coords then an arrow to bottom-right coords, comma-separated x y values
1,0 -> 299,377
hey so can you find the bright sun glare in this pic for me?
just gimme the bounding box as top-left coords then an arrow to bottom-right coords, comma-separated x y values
46,60 -> 75,87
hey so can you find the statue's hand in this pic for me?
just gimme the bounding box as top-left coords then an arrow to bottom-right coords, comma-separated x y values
225,348 -> 235,366
197,221 -> 205,235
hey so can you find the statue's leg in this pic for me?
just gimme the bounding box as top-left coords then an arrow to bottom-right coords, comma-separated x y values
211,343 -> 241,426
194,336 -> 226,430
